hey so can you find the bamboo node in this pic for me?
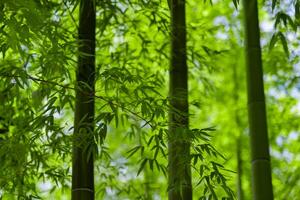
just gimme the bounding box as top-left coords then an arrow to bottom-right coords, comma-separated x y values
72,188 -> 94,193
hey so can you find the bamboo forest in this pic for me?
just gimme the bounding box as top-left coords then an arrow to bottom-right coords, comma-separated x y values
1,0 -> 300,199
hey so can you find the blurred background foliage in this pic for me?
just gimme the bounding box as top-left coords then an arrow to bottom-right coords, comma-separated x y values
0,0 -> 300,199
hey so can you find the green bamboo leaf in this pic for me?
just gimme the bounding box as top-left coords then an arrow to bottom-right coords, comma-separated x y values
269,33 -> 278,51
272,0 -> 277,11
200,164 -> 205,176
99,124 -> 107,144
278,32 -> 289,57
154,159 -> 160,171
232,0 -> 239,9
137,158 -> 148,176
149,159 -> 154,171
154,145 -> 159,159
193,154 -> 198,165
296,1 -> 300,23
126,145 -> 142,158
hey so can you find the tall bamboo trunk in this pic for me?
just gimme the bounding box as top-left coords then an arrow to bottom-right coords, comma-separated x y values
242,0 -> 274,199
236,137 -> 244,200
233,63 -> 244,200
168,0 -> 192,200
72,0 -> 96,199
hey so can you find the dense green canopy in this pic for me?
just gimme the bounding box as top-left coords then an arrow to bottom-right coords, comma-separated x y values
0,0 -> 299,199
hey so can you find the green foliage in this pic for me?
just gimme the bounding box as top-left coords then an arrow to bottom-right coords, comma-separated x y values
0,0 -> 236,199
1,0 -> 300,199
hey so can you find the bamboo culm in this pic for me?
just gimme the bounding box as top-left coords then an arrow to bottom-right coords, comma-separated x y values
243,0 -> 274,199
168,0 -> 192,200
71,0 -> 96,199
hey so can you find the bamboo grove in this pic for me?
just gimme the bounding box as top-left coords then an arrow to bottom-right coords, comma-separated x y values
1,0 -> 300,199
